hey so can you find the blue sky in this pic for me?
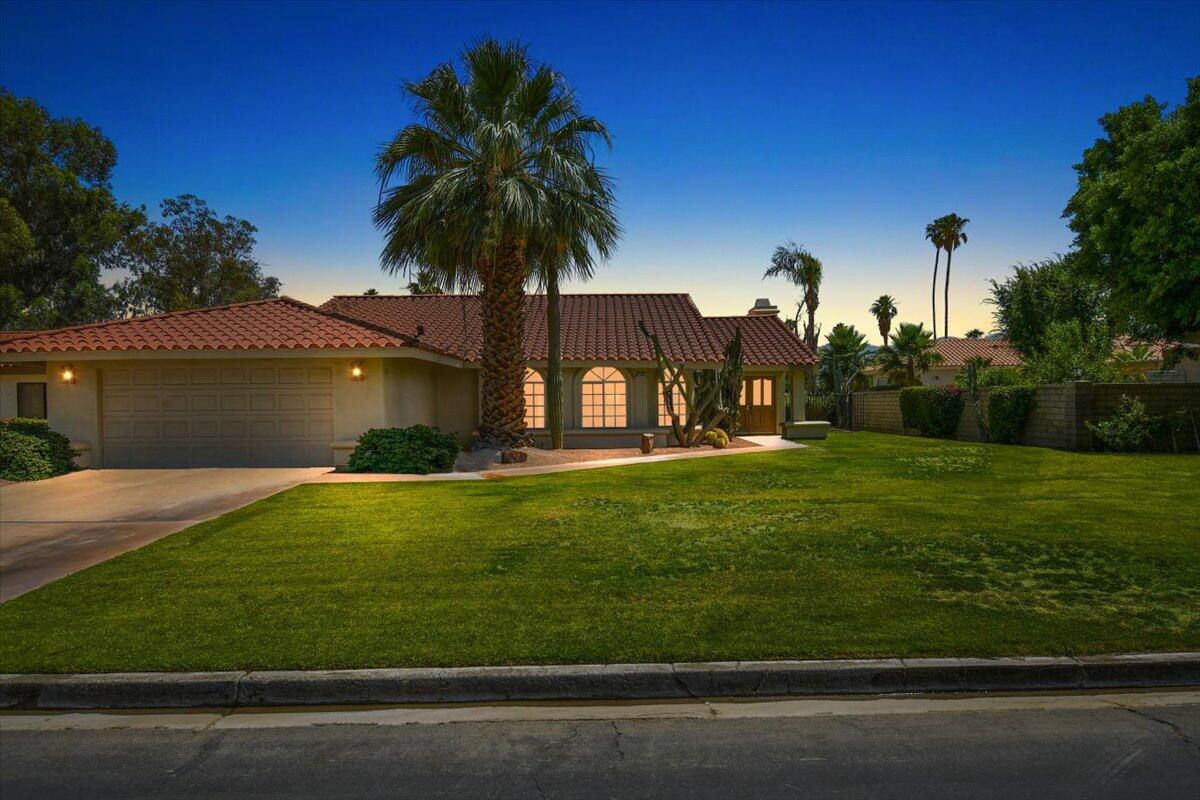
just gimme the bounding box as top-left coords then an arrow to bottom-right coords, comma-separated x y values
2,1 -> 1197,341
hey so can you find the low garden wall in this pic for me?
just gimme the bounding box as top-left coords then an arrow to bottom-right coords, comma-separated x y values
850,382 -> 1200,451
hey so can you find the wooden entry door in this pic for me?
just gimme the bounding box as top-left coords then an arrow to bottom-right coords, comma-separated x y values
740,376 -> 776,433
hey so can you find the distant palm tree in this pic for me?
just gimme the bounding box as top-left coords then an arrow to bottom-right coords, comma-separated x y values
875,322 -> 942,387
869,294 -> 898,346
764,242 -> 823,349
925,220 -> 946,339
938,214 -> 970,341
404,268 -> 443,295
374,39 -> 616,447
363,288 -> 379,295
965,328 -> 985,339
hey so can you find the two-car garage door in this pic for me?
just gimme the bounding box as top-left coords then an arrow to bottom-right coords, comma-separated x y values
101,361 -> 335,467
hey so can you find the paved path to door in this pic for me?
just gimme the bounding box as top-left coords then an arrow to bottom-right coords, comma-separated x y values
0,468 -> 329,602
308,435 -> 807,483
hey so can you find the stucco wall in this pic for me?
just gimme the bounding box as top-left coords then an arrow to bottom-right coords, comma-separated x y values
433,364 -> 479,444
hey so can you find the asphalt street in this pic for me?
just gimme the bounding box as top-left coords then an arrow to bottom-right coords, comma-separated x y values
2,691 -> 1197,798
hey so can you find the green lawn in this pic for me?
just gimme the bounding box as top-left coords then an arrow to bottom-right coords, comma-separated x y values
2,432 -> 1198,673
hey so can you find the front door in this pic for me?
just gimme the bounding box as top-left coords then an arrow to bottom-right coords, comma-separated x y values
740,376 -> 776,434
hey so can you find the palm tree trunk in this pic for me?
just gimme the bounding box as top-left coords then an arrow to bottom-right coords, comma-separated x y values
931,248 -> 941,339
805,290 -> 819,350
478,239 -> 528,448
943,247 -> 952,340
546,268 -> 564,450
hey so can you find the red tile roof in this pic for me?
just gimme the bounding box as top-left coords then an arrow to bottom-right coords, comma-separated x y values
703,315 -> 818,366
321,294 -> 818,366
0,293 -> 819,367
931,337 -> 1023,367
0,297 -> 419,354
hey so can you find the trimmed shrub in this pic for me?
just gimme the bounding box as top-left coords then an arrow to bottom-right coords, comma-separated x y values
0,418 -> 76,481
347,425 -> 460,474
704,428 -> 730,449
987,387 -> 1036,445
899,386 -> 964,438
1086,395 -> 1159,452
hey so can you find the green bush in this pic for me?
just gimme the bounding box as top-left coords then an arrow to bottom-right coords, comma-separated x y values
987,387 -> 1036,445
703,428 -> 730,449
347,425 -> 460,474
805,394 -> 834,421
899,386 -> 964,438
0,418 -> 76,481
1086,395 -> 1159,452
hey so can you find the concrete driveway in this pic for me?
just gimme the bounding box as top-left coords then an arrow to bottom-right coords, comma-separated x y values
0,468 -> 329,602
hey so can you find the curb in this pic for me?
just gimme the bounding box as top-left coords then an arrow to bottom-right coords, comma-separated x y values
2,653 -> 1197,710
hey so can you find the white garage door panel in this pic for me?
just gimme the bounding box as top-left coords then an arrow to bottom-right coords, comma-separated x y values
102,361 -> 335,467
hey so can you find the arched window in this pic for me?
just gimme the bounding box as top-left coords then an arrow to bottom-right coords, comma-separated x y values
581,367 -> 627,428
658,375 -> 687,426
524,368 -> 545,429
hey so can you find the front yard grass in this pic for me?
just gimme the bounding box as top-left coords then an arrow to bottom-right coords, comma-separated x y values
1,432 -> 1197,673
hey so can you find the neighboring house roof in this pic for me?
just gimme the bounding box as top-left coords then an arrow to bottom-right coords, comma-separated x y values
0,297 -> 420,354
321,293 -> 819,366
0,331 -> 38,343
931,337 -> 1022,368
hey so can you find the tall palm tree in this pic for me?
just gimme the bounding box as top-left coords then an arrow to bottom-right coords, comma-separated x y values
874,322 -> 942,387
764,242 -> 823,349
938,213 -> 970,342
374,39 -> 616,447
925,220 -> 946,339
529,195 -> 620,449
869,294 -> 898,346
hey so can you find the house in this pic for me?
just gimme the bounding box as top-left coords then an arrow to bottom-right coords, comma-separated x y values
0,294 -> 817,468
919,337 -> 1023,385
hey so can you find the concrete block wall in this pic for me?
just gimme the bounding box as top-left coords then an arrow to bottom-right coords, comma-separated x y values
851,382 -> 1200,451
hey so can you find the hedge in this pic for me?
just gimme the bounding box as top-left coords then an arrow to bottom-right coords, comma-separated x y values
0,418 -> 76,481
987,387 -> 1036,445
899,386 -> 964,438
347,425 -> 460,474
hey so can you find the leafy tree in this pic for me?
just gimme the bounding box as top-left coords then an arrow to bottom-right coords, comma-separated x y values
869,294 -> 898,346
875,322 -> 942,387
373,39 -> 617,447
965,328 -> 985,339
405,268 -> 444,295
1064,77 -> 1200,339
924,220 -> 945,338
1020,320 -> 1117,384
764,242 -> 823,349
987,254 -> 1110,358
118,194 -> 280,315
0,90 -> 138,328
937,213 -> 969,340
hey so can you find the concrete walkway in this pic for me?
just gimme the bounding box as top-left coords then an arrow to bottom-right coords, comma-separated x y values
0,468 -> 329,601
307,435 -> 806,484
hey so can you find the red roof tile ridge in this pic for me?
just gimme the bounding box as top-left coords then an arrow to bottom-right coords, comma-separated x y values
0,296 -> 287,345
324,292 -> 696,299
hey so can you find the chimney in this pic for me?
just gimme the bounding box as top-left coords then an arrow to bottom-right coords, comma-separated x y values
747,298 -> 780,317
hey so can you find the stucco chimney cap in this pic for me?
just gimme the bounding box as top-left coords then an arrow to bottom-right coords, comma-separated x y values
748,298 -> 780,317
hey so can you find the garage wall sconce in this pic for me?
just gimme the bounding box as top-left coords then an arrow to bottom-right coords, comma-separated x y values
350,361 -> 365,381
59,364 -> 77,384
